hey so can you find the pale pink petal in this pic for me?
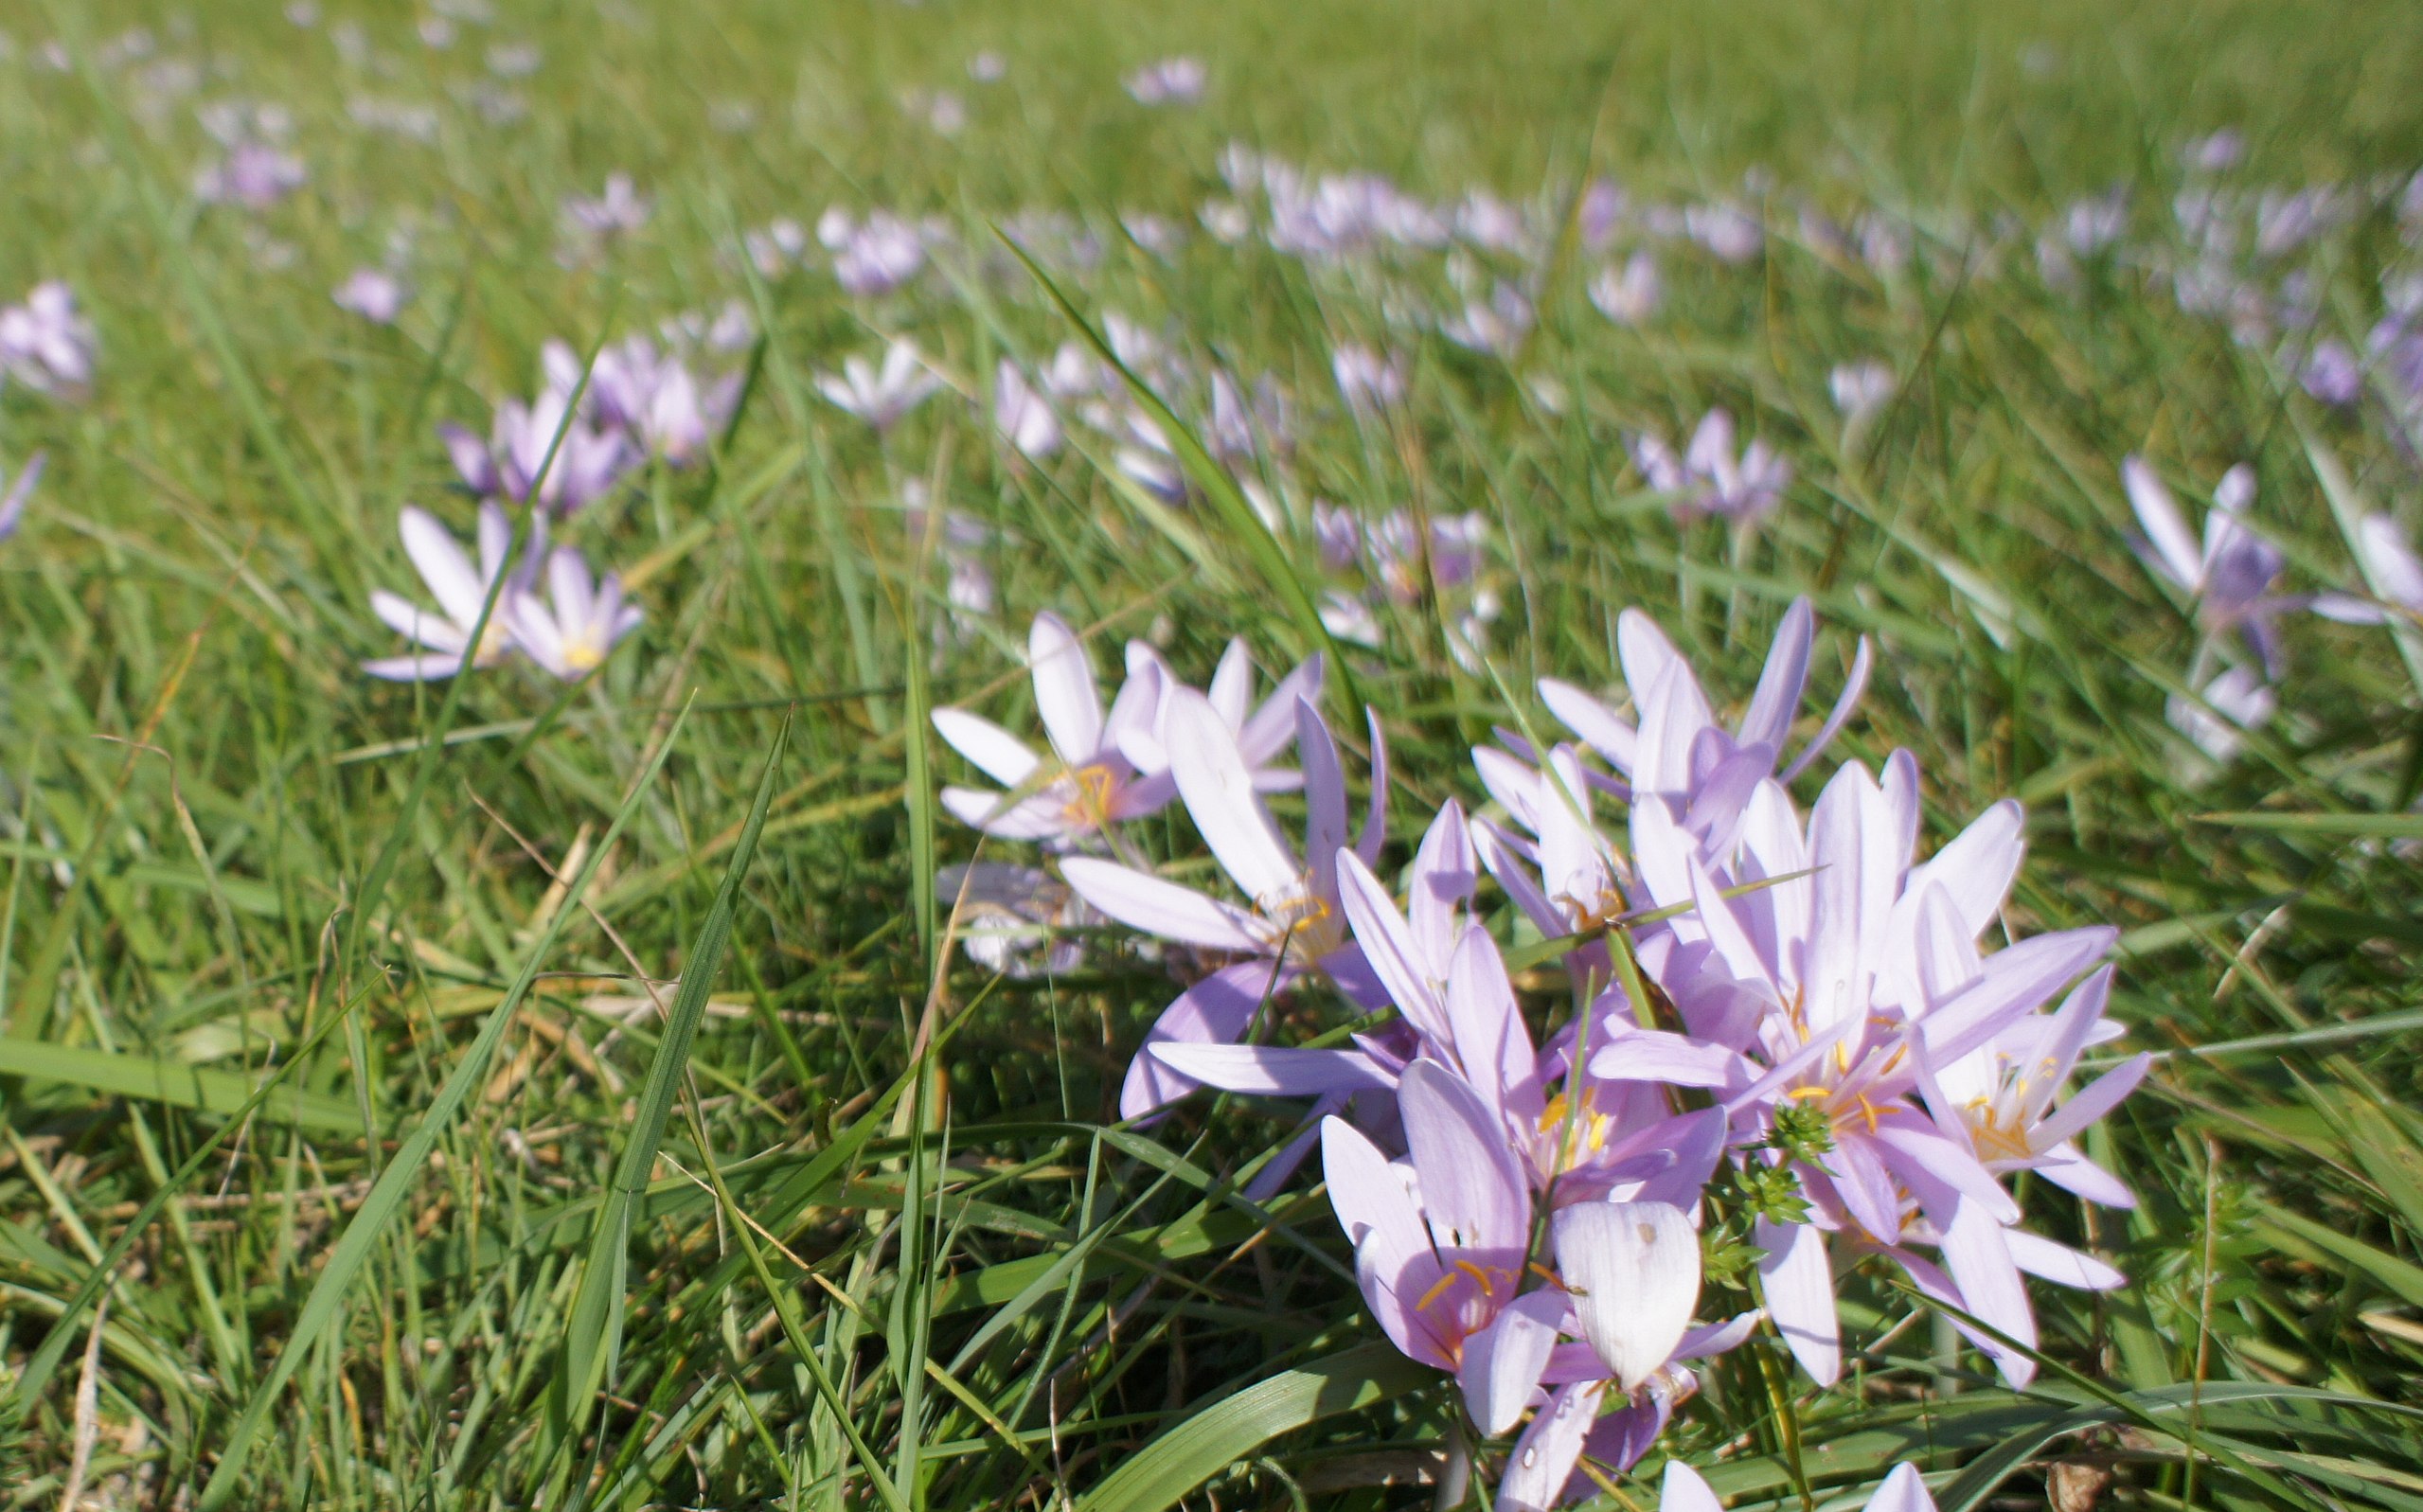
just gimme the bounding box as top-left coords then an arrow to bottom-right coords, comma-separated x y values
1059,856 -> 1260,952
1457,1289 -> 1564,1436
932,708 -> 1043,789
1167,688 -> 1299,901
1756,1217 -> 1840,1385
1028,612 -> 1105,763
1737,596 -> 1813,752
1554,1200 -> 1700,1390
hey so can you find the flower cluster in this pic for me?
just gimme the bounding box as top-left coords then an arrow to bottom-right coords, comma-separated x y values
931,601 -> 2146,1508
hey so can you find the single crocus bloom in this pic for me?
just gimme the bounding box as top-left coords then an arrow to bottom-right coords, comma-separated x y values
0,282 -> 97,397
992,358 -> 1062,460
816,339 -> 940,431
2122,455 -> 2300,674
932,611 -> 1172,845
509,544 -> 642,681
332,267 -> 407,324
363,502 -> 533,680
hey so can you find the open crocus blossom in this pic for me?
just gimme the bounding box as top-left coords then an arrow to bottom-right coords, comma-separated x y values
816,338 -> 940,430
363,503 -> 534,680
933,612 -> 1173,846
2122,454 -> 2301,674
440,344 -> 634,514
1534,596 -> 1871,849
1061,688 -> 1386,1117
509,544 -> 643,681
1322,1063 -> 1551,1432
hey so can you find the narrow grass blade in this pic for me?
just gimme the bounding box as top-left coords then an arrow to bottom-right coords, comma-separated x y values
550,713 -> 790,1446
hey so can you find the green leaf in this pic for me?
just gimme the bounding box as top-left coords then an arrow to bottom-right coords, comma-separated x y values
1075,1342 -> 1431,1512
0,1040 -> 355,1131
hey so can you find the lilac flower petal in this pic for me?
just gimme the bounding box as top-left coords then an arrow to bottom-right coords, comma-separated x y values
1399,1060 -> 1530,1253
1059,857 -> 1261,952
1457,1289 -> 1564,1436
2125,455 -> 2203,592
1737,596 -> 1814,752
1555,1200 -> 1699,1390
1495,1381 -> 1604,1512
2004,1230 -> 2126,1290
1756,1216 -> 1841,1385
2036,1141 -> 2137,1208
1167,688 -> 1300,902
1661,1461 -> 1725,1512
2032,1053 -> 2152,1150
1869,1464 -> 1939,1512
931,708 -> 1043,789
1538,678 -> 1639,773
1336,848 -> 1452,1044
1781,634 -> 1873,782
1120,960 -> 1290,1119
1028,612 -> 1105,764
1149,1042 -> 1396,1096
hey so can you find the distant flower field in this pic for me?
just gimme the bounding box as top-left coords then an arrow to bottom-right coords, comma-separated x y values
0,0 -> 2421,1508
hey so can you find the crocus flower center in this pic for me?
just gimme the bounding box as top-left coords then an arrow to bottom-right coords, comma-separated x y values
1059,763 -> 1119,831
561,634 -> 607,673
1258,883 -> 1347,960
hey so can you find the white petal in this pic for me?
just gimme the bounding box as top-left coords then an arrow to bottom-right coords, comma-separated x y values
1554,1201 -> 1700,1390
1028,612 -> 1106,763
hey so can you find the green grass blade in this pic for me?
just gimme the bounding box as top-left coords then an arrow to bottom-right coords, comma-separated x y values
550,713 -> 791,1447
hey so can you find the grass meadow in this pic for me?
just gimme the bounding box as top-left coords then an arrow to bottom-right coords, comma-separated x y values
4,0 -> 2423,1508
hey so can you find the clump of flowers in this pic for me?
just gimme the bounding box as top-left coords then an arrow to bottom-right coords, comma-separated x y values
929,600 -> 2146,1508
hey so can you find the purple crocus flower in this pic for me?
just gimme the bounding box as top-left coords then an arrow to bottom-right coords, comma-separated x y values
1589,253 -> 1661,326
363,502 -> 537,680
1332,345 -> 1409,414
1061,688 -> 1384,1117
591,336 -> 738,465
195,139 -> 308,207
1125,57 -> 1206,106
1534,596 -> 1871,851
561,173 -> 650,238
815,339 -> 940,431
1631,410 -> 1791,521
1626,757 -> 2128,1389
508,544 -> 642,681
440,346 -> 634,514
0,282 -> 97,397
332,267 -> 407,324
821,209 -> 928,296
992,359 -> 1063,461
1320,1063 -> 1547,1413
2123,455 -> 2299,674
932,612 -> 1173,846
